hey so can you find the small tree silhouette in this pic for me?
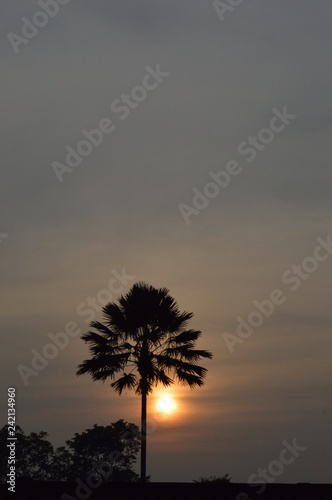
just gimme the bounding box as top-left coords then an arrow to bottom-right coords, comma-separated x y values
77,282 -> 212,482
63,421 -> 140,481
194,474 -> 232,483
0,425 -> 54,482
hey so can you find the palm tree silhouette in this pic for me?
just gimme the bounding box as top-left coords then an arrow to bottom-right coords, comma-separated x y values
76,282 -> 213,482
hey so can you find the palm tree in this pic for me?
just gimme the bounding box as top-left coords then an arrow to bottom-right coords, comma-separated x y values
76,282 -> 213,482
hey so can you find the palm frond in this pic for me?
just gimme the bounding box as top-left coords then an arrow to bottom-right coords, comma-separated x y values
111,373 -> 138,395
76,352 -> 131,380
76,360 -> 117,382
102,303 -> 133,337
164,345 -> 195,357
176,370 -> 204,388
81,331 -> 108,344
153,353 -> 179,369
171,329 -> 202,344
152,369 -> 173,388
88,322 -> 120,342
179,348 -> 213,361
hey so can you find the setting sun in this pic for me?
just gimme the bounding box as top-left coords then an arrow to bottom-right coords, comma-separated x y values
157,396 -> 176,414
154,394 -> 179,418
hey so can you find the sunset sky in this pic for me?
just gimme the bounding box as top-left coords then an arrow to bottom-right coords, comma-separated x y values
1,0 -> 332,483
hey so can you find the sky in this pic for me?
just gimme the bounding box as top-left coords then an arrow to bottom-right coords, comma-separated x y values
1,0 -> 332,484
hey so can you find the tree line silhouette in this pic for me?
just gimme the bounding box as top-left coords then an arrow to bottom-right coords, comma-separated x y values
0,423 -> 231,484
0,420 -> 140,483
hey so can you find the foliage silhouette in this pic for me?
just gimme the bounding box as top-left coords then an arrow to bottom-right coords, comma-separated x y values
63,420 -> 140,482
77,282 -> 213,481
0,425 -> 54,482
194,474 -> 232,483
0,421 -> 140,483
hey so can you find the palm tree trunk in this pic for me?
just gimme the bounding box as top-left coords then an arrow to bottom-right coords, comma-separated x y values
140,389 -> 147,482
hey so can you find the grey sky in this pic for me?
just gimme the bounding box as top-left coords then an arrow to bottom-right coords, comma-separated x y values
1,0 -> 332,483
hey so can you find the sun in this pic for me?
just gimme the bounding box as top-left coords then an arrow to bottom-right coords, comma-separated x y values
156,395 -> 177,416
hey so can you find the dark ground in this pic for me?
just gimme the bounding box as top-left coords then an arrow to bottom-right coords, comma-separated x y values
1,480 -> 332,500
